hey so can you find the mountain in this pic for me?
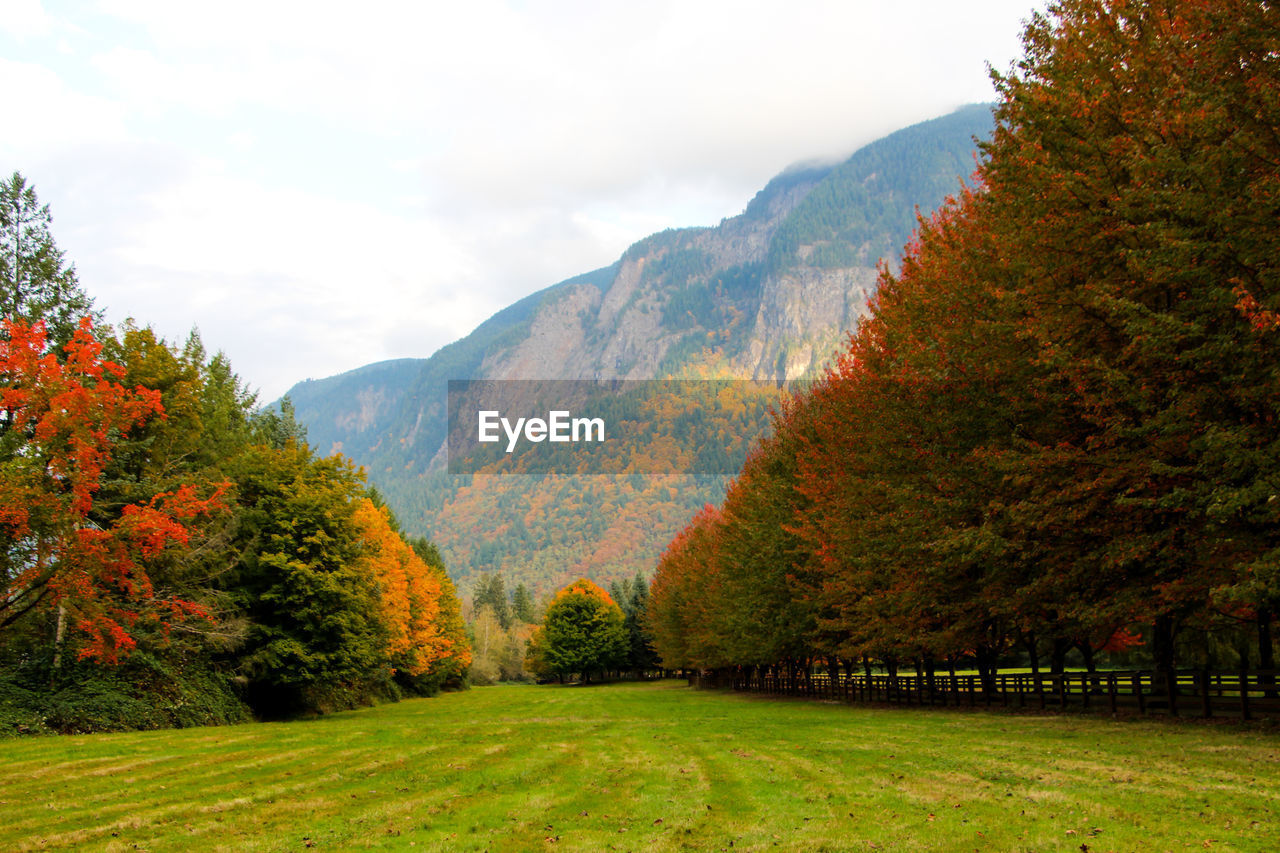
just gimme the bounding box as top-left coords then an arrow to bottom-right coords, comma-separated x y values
285,104 -> 994,595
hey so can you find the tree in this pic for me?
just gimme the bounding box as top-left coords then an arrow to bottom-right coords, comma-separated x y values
351,497 -> 459,680
511,582 -> 536,624
0,173 -> 95,347
647,504 -> 727,670
979,0 -> 1280,675
0,318 -> 223,663
473,572 -> 511,628
527,578 -> 627,682
226,443 -> 390,714
618,572 -> 660,674
406,534 -> 471,690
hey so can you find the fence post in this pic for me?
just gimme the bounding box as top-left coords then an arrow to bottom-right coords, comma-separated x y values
1199,668 -> 1212,718
1240,666 -> 1252,721
1134,672 -> 1146,715
1107,672 -> 1117,715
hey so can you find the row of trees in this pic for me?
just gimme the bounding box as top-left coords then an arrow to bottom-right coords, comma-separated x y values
648,0 -> 1280,688
0,172 -> 469,732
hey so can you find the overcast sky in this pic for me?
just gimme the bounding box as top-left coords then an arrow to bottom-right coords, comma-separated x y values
2,0 -> 1043,401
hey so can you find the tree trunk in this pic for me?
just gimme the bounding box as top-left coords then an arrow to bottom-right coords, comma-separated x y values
1025,632 -> 1040,675
1258,608 -> 1275,694
975,645 -> 998,696
1076,640 -> 1096,673
1050,637 -> 1070,675
50,603 -> 67,684
1153,614 -> 1177,680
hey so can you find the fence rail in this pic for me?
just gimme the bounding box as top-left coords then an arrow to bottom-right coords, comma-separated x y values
699,668 -> 1280,719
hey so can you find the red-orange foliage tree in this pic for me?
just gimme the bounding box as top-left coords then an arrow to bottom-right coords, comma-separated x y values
646,504 -> 727,670
0,318 -> 223,662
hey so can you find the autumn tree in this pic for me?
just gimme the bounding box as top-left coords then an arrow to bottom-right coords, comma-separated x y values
978,0 -> 1280,675
352,498 -> 444,679
0,176 -> 469,731
408,534 -> 471,689
527,578 -> 627,682
713,397 -> 820,677
646,0 -> 1280,686
646,504 -> 726,670
0,318 -> 223,664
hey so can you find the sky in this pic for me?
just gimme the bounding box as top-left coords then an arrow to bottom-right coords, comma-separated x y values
2,0 -> 1044,402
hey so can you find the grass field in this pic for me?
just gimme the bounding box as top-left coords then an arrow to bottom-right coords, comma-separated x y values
1,680 -> 1278,852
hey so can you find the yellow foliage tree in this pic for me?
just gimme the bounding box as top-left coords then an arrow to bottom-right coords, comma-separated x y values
351,498 -> 469,680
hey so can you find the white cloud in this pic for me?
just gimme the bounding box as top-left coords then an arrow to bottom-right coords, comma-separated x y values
0,59 -> 129,153
0,0 -> 53,38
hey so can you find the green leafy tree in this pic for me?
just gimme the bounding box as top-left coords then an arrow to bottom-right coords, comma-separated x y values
530,578 -> 627,682
226,442 -> 389,715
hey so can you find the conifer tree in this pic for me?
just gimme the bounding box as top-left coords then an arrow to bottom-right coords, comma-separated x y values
0,172 -> 95,347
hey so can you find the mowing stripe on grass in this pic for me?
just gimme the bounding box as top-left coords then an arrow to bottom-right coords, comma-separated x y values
1,680 -> 1278,851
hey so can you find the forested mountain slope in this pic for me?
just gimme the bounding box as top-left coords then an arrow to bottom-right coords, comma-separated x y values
285,104 -> 994,594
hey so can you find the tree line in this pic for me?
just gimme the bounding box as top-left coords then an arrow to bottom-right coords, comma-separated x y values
647,0 -> 1280,690
0,173 -> 470,734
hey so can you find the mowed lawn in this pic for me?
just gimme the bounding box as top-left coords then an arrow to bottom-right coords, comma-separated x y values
1,681 -> 1278,852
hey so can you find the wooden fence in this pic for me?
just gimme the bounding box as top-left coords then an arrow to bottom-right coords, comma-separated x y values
697,668 -> 1280,720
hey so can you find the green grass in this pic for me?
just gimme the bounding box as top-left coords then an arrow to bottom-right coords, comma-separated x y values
1,681 -> 1278,851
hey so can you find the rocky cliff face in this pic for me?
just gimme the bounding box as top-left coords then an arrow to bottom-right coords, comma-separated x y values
475,161 -> 832,383
283,105 -> 994,590
742,264 -> 878,380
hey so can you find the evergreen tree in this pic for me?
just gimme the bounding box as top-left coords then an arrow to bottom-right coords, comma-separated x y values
0,172 -> 95,347
473,572 -> 511,628
226,444 -> 389,715
511,583 -> 536,624
621,572 -> 659,673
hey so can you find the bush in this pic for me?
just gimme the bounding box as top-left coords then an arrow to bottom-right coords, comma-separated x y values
0,653 -> 252,736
